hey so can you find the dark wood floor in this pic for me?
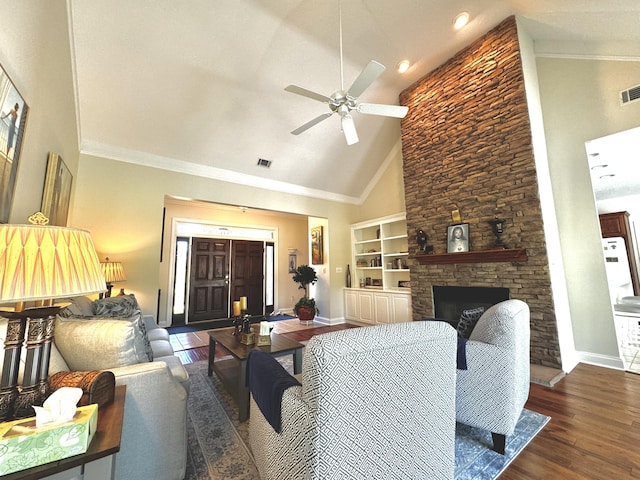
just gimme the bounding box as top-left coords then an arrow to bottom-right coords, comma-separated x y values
177,325 -> 640,479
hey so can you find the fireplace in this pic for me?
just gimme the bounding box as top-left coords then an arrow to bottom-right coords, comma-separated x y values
433,286 -> 510,322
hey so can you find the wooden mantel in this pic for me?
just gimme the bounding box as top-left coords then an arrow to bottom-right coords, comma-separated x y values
414,248 -> 528,265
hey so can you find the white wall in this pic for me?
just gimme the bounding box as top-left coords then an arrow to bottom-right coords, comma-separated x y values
517,23 -> 577,372
536,56 -> 640,368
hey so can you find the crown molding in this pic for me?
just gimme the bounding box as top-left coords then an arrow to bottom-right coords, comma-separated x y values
79,140 -> 361,205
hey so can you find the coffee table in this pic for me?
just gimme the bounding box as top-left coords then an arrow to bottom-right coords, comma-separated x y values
208,327 -> 304,422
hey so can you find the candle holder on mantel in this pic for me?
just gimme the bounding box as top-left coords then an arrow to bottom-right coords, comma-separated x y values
488,218 -> 507,249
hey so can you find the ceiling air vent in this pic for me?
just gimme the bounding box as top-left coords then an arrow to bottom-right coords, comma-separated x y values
257,158 -> 271,168
621,84 -> 640,105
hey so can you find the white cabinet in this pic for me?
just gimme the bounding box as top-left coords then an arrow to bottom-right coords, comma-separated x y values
344,288 -> 412,325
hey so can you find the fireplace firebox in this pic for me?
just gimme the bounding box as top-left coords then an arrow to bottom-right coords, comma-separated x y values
433,286 -> 510,323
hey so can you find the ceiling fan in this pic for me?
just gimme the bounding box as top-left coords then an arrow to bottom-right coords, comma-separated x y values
285,1 -> 409,146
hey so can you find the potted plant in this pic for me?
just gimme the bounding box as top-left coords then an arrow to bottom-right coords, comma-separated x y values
292,264 -> 318,322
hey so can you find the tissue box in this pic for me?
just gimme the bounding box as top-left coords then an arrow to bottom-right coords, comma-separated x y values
0,404 -> 98,475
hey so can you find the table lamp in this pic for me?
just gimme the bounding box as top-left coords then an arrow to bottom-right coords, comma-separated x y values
0,212 -> 106,420
100,257 -> 126,298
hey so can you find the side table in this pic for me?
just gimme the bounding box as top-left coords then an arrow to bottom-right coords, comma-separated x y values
3,385 -> 126,480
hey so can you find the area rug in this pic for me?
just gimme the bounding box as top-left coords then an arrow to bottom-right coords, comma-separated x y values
183,359 -> 549,480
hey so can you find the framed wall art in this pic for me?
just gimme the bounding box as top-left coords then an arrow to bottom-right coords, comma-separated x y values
447,223 -> 469,253
0,63 -> 29,223
311,226 -> 323,265
41,152 -> 73,226
288,253 -> 297,273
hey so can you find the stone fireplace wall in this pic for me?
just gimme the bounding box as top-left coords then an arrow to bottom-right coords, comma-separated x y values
399,17 -> 561,368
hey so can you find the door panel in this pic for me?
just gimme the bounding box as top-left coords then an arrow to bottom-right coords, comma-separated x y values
230,240 -> 264,316
189,238 -> 230,321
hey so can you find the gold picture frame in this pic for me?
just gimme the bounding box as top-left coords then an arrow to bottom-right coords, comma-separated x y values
311,226 -> 323,265
41,152 -> 73,226
0,63 -> 29,223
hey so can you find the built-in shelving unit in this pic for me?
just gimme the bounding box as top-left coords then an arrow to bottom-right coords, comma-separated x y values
351,213 -> 410,290
346,213 -> 412,325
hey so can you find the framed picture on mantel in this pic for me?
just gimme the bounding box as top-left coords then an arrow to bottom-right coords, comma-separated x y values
447,224 -> 469,253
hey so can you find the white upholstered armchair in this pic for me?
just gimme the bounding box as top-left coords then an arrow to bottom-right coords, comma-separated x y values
249,321 -> 457,480
455,299 -> 530,454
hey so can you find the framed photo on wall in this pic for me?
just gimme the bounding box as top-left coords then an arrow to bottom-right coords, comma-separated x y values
41,152 -> 73,226
288,253 -> 297,273
0,63 -> 29,223
447,223 -> 469,253
311,225 -> 323,265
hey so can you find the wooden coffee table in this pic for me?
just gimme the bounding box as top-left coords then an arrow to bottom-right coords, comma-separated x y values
208,327 -> 304,422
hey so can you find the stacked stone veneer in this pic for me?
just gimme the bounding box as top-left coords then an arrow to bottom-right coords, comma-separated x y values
399,17 -> 561,368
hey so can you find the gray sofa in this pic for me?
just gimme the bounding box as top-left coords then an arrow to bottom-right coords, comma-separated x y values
48,295 -> 189,480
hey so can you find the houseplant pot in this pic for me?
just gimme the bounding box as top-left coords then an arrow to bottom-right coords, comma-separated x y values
292,265 -> 318,323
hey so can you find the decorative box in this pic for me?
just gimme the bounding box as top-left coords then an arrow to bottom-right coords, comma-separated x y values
49,370 -> 116,408
0,404 -> 98,475
240,332 -> 255,345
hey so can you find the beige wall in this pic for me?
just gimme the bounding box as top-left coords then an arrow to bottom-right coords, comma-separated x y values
70,154 -> 357,323
0,0 -> 79,224
355,139 -> 407,223
537,57 -> 640,365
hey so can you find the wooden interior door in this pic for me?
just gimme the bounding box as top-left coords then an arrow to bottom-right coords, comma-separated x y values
189,238 -> 230,321
230,240 -> 264,316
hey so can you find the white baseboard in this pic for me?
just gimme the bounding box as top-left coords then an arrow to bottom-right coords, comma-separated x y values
575,351 -> 625,370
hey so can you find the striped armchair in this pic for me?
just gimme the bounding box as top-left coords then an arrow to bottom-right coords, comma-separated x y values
249,321 -> 457,480
455,299 -> 531,454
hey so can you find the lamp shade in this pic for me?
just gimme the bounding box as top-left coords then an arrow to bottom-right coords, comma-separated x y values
100,259 -> 126,284
0,224 -> 106,303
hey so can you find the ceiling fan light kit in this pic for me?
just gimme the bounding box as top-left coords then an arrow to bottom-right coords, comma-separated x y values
284,1 -> 409,146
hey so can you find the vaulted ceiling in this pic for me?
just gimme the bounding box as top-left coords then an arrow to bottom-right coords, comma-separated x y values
69,0 -> 640,203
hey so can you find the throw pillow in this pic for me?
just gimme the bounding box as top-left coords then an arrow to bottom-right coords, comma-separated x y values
92,294 -> 140,317
457,307 -> 485,339
58,296 -> 95,318
55,314 -> 150,370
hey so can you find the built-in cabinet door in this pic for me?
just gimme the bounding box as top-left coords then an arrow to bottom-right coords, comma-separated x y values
374,293 -> 392,324
358,291 -> 375,324
344,289 -> 359,321
391,294 -> 411,323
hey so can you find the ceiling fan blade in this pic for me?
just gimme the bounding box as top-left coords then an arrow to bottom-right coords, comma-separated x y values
357,103 -> 409,118
346,60 -> 386,99
341,114 -> 359,145
285,85 -> 332,104
291,112 -> 333,135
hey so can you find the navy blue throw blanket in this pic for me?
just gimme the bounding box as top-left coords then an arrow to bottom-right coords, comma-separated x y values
457,336 -> 468,370
420,318 -> 468,369
247,350 -> 301,433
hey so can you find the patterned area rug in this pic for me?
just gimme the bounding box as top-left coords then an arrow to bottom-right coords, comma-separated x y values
183,359 -> 549,480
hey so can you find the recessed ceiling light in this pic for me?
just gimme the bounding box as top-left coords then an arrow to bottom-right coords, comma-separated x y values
453,12 -> 470,30
397,60 -> 410,73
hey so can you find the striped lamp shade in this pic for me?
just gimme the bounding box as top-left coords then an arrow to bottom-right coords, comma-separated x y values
0,224 -> 106,303
100,258 -> 126,283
